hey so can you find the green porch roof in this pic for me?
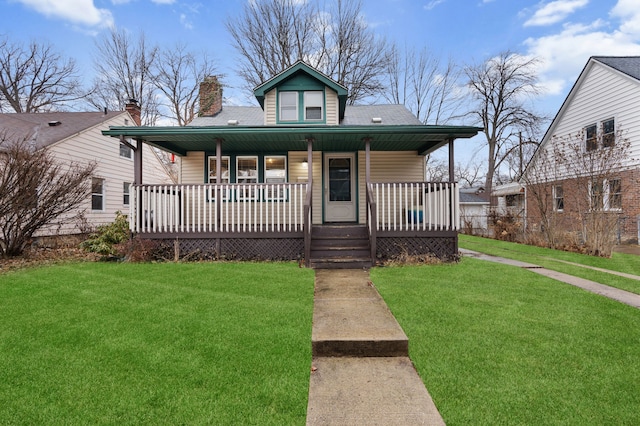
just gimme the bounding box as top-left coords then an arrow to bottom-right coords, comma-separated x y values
102,124 -> 481,156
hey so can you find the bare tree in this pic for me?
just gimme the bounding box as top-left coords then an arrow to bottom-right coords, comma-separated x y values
0,35 -> 84,113
0,131 -> 96,258
464,51 -> 545,194
524,127 -> 636,256
88,28 -> 159,125
226,0 -> 392,104
152,43 -> 219,126
385,46 -> 464,124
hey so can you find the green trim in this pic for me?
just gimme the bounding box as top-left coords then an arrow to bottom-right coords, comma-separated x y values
254,61 -> 348,119
102,124 -> 482,157
276,88 -> 327,124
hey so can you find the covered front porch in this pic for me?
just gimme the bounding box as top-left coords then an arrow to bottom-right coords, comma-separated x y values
103,124 -> 480,265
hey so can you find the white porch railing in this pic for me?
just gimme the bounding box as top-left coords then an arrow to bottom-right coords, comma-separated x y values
369,182 -> 459,231
130,183 -> 309,234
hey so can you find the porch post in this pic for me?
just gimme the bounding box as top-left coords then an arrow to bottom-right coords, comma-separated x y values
215,138 -> 222,256
307,137 -> 313,185
364,138 -> 371,184
448,138 -> 454,183
448,138 -> 455,230
134,138 -> 143,185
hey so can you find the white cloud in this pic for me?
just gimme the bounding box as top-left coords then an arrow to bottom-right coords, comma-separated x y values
524,0 -> 589,27
180,13 -> 193,30
611,0 -> 640,37
424,0 -> 445,11
524,15 -> 640,97
151,0 -> 175,4
16,0 -> 113,28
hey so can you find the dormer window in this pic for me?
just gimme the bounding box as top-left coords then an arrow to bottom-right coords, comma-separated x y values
279,91 -> 298,121
278,90 -> 324,122
304,91 -> 323,120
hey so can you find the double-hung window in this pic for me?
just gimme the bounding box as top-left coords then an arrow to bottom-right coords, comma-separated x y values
123,182 -> 131,206
553,185 -> 564,211
279,91 -> 298,121
608,178 -> 622,210
602,118 -> 615,148
585,124 -> 597,152
304,91 -> 323,120
91,178 -> 105,211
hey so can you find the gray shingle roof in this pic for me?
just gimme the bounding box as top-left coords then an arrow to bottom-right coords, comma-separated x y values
188,104 -> 421,126
189,106 -> 264,126
593,56 -> 640,81
0,111 -> 124,149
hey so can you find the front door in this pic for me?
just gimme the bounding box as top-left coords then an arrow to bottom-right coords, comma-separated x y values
324,153 -> 357,222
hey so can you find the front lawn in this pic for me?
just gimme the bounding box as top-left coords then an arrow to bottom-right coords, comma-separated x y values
0,262 -> 314,425
460,234 -> 640,294
372,260 -> 640,425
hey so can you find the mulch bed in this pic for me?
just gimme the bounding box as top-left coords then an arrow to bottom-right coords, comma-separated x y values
0,245 -> 99,274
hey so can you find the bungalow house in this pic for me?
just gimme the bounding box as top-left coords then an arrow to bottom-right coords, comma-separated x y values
0,104 -> 174,238
523,56 -> 640,244
102,62 -> 481,267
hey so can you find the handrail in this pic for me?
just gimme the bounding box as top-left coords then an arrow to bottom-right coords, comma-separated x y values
303,182 -> 312,267
366,183 -> 377,263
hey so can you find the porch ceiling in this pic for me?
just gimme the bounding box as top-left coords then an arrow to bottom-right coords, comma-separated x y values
102,125 -> 481,156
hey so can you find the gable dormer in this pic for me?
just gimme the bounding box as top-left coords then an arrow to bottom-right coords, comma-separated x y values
253,61 -> 348,125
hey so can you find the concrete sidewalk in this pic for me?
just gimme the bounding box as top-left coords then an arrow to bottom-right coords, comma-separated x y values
460,248 -> 640,309
306,269 -> 445,425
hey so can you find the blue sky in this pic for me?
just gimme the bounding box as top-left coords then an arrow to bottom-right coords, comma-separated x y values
3,0 -> 640,163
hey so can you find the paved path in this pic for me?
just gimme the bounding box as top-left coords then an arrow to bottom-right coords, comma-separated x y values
460,248 -> 640,309
306,269 -> 445,425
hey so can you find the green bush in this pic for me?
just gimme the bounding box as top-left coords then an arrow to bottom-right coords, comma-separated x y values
81,212 -> 129,256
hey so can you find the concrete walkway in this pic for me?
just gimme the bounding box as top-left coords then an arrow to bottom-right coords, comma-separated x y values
306,269 -> 445,425
460,248 -> 640,309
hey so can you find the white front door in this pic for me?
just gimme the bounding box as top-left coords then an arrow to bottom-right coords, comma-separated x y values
324,153 -> 357,222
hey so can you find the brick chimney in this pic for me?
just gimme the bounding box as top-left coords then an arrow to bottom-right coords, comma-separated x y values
125,99 -> 141,126
199,76 -> 223,116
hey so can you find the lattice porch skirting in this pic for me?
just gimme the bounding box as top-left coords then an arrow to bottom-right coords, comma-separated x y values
376,235 -> 459,261
147,237 -> 304,261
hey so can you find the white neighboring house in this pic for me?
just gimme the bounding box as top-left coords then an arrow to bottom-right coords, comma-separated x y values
459,187 -> 489,234
0,109 -> 174,237
523,56 -> 640,244
492,182 -> 525,216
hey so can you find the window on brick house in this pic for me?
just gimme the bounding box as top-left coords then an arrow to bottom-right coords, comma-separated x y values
608,178 -> 622,210
553,185 -> 564,211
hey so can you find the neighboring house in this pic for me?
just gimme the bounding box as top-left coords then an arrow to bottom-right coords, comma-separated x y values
523,56 -> 640,244
459,187 -> 489,234
0,105 -> 174,237
103,61 -> 481,265
492,182 -> 525,217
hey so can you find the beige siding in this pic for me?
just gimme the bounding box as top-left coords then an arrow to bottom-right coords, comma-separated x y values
288,151 -> 322,224
38,112 -> 172,235
265,89 -> 276,125
357,151 -> 424,223
181,151 -> 206,184
325,88 -> 339,125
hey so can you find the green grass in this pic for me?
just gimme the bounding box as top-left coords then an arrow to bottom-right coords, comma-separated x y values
372,260 -> 640,425
0,262 -> 314,425
460,234 -> 640,294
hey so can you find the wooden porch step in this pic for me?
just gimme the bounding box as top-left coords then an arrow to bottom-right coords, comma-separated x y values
309,225 -> 372,269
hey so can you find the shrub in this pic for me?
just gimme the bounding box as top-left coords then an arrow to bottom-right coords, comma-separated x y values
80,212 -> 129,257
